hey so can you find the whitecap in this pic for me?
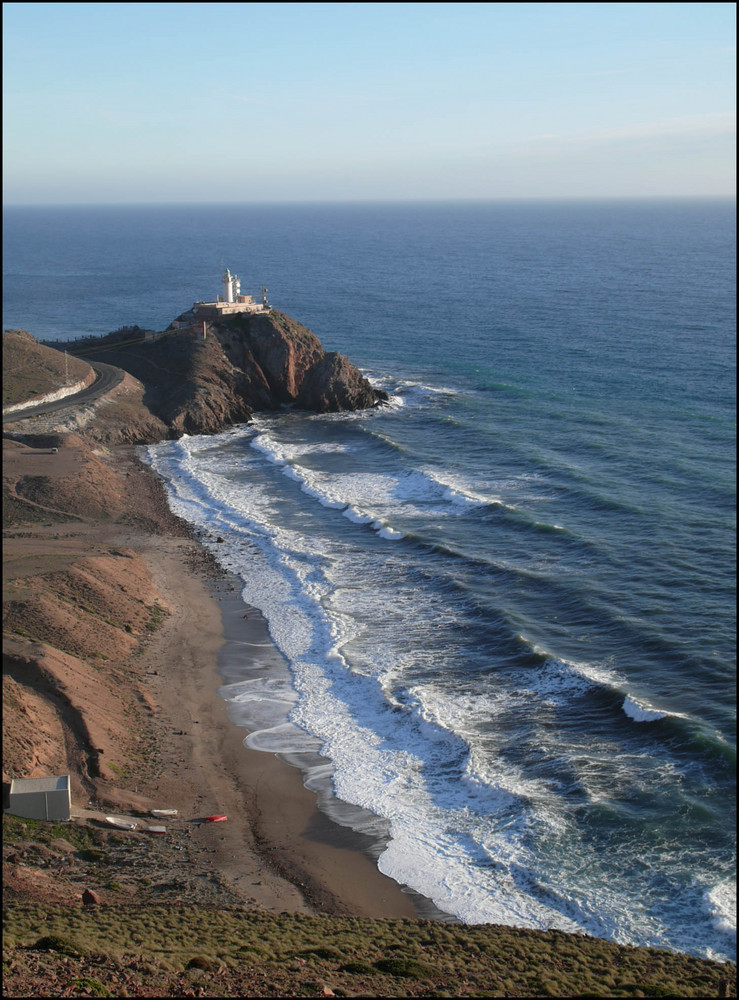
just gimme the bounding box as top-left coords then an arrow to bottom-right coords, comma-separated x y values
385,394 -> 405,408
397,378 -> 459,397
622,696 -> 669,723
298,476 -> 347,509
343,505 -> 374,524
251,433 -> 288,466
512,641 -> 626,706
423,469 -> 493,507
705,880 -> 737,948
374,522 -> 404,540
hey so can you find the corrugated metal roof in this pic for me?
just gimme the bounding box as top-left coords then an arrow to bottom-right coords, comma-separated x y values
9,775 -> 70,794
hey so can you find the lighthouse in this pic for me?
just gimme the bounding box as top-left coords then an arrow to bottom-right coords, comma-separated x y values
193,268 -> 267,318
222,268 -> 240,303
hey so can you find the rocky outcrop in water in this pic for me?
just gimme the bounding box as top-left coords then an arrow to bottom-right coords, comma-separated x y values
295,351 -> 381,412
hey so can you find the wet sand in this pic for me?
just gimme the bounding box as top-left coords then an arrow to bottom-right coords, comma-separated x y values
128,511 -> 428,920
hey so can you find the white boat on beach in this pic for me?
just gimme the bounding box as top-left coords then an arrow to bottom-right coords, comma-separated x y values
143,825 -> 167,835
150,808 -> 178,818
104,815 -> 137,830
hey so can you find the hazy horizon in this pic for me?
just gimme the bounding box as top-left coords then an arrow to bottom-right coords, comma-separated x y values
3,2 -> 735,206
4,194 -> 736,210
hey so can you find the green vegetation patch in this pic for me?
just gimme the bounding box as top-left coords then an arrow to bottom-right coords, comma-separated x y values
31,934 -> 85,957
72,977 -> 113,997
3,904 -> 735,998
298,946 -> 345,962
374,955 -> 438,979
186,955 -> 223,972
3,814 -> 100,851
145,600 -> 169,632
339,959 -> 376,974
78,847 -> 109,863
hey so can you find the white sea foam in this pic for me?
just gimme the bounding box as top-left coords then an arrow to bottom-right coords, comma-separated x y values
251,432 -> 289,466
245,722 -> 324,753
519,644 -> 684,727
296,473 -> 348,509
343,505 -> 374,524
407,682 -> 562,809
375,522 -> 404,540
519,641 -> 625,701
526,657 -> 601,703
228,697 -> 297,734
198,507 -> 584,930
248,421 -> 487,533
622,696 -> 669,723
222,675 -> 298,704
363,374 -> 406,409
705,880 -> 737,939
422,468 -> 495,508
396,378 -> 460,398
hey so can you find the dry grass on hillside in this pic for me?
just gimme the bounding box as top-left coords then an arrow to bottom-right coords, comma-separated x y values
3,330 -> 91,408
4,894 -> 735,998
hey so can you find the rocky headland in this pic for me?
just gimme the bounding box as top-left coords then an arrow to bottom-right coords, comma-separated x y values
57,308 -> 386,440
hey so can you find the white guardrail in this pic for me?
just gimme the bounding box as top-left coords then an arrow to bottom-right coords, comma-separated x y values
2,371 -> 96,416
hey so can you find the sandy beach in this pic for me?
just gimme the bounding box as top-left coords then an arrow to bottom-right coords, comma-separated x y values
137,527 -> 425,920
3,433 -> 422,920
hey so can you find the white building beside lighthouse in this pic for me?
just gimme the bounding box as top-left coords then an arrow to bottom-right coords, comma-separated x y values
192,268 -> 269,318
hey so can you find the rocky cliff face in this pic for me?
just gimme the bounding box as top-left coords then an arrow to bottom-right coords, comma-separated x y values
211,311 -> 384,415
215,311 -> 325,405
60,309 -> 385,439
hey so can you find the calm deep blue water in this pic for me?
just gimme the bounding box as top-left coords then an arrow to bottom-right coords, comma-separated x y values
3,201 -> 736,961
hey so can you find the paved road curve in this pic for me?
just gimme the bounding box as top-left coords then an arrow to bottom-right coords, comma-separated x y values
3,360 -> 125,425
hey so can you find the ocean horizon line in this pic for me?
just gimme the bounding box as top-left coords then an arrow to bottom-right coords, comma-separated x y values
3,194 -> 736,212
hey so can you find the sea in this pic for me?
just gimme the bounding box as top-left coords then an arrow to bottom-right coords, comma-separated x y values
3,200 -> 736,963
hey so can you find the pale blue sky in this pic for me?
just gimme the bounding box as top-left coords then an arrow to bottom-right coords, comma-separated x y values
2,2 -> 735,204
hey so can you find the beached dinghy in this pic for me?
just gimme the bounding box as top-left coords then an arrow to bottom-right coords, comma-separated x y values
150,809 -> 178,818
104,816 -> 137,830
143,825 -> 167,834
205,814 -> 228,822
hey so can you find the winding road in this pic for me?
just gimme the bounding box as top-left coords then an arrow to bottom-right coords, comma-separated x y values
3,360 -> 125,425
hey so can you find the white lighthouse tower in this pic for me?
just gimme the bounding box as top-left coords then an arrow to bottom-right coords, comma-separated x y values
222,268 -> 240,303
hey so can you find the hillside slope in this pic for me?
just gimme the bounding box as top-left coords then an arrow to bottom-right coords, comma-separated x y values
3,330 -> 92,409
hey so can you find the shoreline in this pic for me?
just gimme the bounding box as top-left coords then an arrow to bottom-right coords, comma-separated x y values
210,573 -> 452,922
128,448 -> 436,920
